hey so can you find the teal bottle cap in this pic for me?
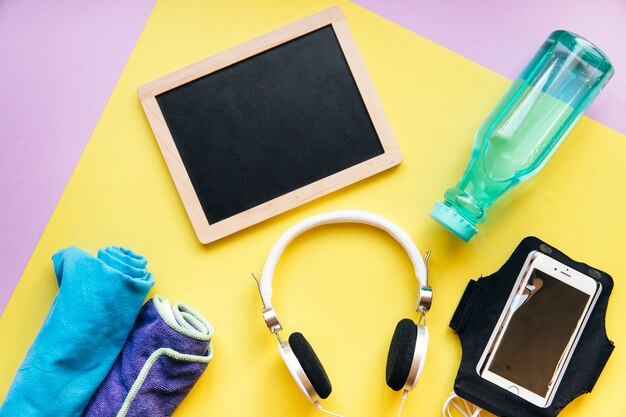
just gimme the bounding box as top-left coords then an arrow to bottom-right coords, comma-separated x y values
430,202 -> 477,242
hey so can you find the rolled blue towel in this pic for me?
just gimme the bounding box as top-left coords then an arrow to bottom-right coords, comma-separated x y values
0,246 -> 155,417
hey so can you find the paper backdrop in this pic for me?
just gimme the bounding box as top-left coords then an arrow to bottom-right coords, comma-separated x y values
1,1 -> 625,416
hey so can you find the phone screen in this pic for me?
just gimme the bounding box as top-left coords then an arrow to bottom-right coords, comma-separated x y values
486,268 -> 591,396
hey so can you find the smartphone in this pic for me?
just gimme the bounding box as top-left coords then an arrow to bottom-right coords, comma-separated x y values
477,251 -> 601,408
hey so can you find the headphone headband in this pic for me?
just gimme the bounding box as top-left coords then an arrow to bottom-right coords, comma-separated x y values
259,210 -> 428,311
255,211 -> 432,409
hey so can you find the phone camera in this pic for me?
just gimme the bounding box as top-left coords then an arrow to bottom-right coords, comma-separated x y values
589,269 -> 602,279
539,244 -> 553,254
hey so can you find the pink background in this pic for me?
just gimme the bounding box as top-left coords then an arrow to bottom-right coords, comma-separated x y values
353,0 -> 626,135
0,0 -> 156,315
0,0 -> 623,316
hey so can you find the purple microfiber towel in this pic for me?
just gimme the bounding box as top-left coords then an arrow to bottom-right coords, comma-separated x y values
83,295 -> 214,417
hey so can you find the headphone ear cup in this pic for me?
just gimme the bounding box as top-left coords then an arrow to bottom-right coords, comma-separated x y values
386,318 -> 417,391
289,332 -> 333,399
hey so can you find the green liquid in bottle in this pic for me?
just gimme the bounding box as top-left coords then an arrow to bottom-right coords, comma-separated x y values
444,83 -> 576,225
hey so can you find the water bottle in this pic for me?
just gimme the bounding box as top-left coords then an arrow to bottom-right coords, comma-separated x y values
431,30 -> 613,241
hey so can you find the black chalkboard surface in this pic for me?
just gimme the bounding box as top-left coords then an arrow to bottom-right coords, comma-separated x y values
156,25 -> 383,224
139,7 -> 401,243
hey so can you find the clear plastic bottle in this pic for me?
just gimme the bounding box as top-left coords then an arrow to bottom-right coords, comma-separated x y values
431,30 -> 614,241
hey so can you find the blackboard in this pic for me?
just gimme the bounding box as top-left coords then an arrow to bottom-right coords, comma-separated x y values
138,6 -> 402,243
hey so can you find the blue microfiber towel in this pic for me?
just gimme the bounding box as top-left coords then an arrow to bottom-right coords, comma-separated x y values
0,246 -> 155,417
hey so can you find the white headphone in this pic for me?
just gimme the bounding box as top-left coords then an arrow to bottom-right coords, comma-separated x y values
253,210 -> 432,415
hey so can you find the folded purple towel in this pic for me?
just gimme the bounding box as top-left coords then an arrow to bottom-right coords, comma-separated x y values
83,296 -> 214,417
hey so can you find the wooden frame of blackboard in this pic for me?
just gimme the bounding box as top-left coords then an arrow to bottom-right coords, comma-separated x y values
138,6 -> 402,244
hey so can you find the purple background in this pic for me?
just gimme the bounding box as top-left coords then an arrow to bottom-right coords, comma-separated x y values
0,0 -> 156,316
1,0 -> 624,316
353,0 -> 626,135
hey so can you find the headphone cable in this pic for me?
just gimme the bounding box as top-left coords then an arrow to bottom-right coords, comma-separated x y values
315,401 -> 346,417
397,389 -> 409,417
443,392 -> 482,417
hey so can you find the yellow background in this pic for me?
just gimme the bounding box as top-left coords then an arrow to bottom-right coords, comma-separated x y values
1,0 -> 625,416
